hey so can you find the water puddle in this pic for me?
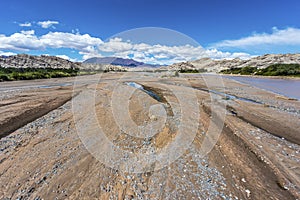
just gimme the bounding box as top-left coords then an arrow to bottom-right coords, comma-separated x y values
38,83 -> 72,89
193,87 -> 262,104
210,89 -> 262,104
125,82 -> 161,102
59,83 -> 72,87
39,85 -> 53,89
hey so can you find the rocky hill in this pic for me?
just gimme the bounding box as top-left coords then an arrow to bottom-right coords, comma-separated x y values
0,54 -> 131,72
0,54 -> 81,69
167,53 -> 300,72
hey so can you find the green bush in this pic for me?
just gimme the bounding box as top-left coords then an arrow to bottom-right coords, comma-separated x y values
220,64 -> 300,77
0,67 -> 80,81
179,68 -> 207,73
0,74 -> 12,81
49,71 -> 71,78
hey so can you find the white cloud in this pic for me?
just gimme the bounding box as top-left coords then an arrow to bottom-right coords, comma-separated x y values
56,54 -> 71,60
0,30 -> 253,64
99,38 -> 133,52
80,52 -> 102,61
37,20 -> 59,29
205,49 -> 253,60
96,38 -> 252,64
0,32 -> 42,51
212,27 -> 300,48
0,51 -> 16,56
21,30 -> 35,35
42,32 -> 103,61
230,52 -> 254,60
56,54 -> 77,62
19,22 -> 32,27
79,46 -> 102,61
41,32 -> 103,49
96,38 -> 209,64
0,31 -> 103,53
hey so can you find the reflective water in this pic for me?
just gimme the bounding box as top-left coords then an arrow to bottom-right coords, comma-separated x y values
125,82 -> 161,101
226,76 -> 300,100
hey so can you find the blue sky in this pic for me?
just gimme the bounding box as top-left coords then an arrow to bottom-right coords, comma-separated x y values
0,0 -> 299,64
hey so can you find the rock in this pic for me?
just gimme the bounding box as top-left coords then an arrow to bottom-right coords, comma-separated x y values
150,115 -> 157,121
245,189 -> 251,197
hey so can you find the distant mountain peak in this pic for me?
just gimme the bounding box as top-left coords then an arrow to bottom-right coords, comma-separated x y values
83,57 -> 144,67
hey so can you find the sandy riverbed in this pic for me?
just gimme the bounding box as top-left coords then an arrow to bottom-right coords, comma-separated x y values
0,73 -> 299,199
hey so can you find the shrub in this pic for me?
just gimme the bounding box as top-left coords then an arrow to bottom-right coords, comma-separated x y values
220,64 -> 300,77
179,68 -> 207,73
0,74 -> 11,81
0,67 -> 80,81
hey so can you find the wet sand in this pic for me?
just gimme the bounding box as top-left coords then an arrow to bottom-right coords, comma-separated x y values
0,73 -> 299,199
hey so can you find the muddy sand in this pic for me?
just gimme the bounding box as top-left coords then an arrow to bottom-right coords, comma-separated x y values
0,73 -> 299,199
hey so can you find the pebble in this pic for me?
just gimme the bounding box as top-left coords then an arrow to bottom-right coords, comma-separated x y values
150,115 -> 157,121
245,189 -> 251,197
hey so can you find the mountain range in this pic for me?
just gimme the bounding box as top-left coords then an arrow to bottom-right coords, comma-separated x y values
167,53 -> 300,72
83,57 -> 161,68
84,57 -> 143,67
1,54 -> 299,72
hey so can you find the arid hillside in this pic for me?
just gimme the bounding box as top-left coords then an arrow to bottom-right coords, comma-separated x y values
167,53 -> 300,72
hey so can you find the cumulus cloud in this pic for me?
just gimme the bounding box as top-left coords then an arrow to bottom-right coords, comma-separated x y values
0,31 -> 103,54
0,30 -> 253,64
19,22 -> 32,27
99,38 -> 133,52
41,32 -> 103,49
56,54 -> 78,62
37,20 -> 59,29
20,30 -> 35,35
96,38 -> 209,64
0,51 -> 16,56
205,49 -> 253,60
0,32 -> 42,51
79,46 -> 102,61
212,27 -> 300,48
96,38 -> 253,64
56,54 -> 71,60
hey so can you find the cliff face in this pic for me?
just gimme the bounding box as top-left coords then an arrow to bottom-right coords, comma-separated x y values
167,54 -> 300,72
0,54 -> 81,69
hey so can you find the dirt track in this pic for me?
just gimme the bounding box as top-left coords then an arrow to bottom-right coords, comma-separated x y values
0,73 -> 299,199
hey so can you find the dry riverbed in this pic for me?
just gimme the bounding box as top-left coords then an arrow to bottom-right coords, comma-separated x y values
0,73 -> 299,199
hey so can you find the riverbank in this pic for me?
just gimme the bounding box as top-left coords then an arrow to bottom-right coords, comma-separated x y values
220,73 -> 300,80
219,64 -> 300,77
